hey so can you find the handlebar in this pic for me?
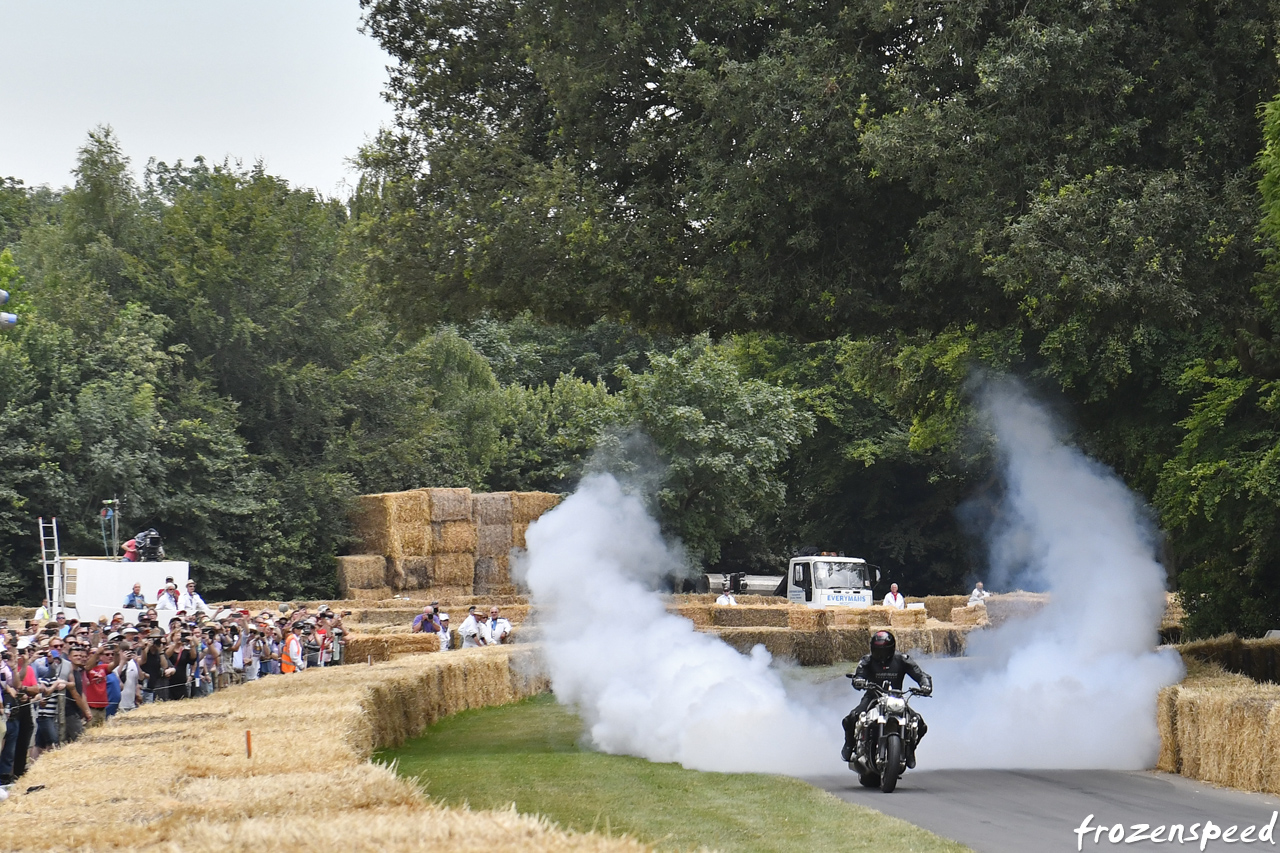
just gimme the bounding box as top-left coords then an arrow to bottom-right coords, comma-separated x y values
845,674 -> 931,698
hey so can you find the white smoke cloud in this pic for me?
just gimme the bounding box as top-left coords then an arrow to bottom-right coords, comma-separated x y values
523,473 -> 841,773
524,378 -> 1183,773
922,379 -> 1184,768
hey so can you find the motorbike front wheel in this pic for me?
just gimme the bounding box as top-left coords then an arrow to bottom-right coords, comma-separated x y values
880,734 -> 903,793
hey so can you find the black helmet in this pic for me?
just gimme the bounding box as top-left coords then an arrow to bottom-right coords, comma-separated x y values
870,630 -> 896,664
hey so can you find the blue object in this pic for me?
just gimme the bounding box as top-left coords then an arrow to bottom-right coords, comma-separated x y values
0,313 -> 15,327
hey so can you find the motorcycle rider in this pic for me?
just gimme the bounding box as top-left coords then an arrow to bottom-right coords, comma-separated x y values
841,630 -> 932,764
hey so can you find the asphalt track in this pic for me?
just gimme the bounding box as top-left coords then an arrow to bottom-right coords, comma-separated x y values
808,769 -> 1280,852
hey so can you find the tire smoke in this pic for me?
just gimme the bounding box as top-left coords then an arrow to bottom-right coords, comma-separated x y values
922,379 -> 1184,768
523,378 -> 1183,773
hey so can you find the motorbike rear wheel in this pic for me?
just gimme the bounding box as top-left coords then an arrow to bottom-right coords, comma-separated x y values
880,734 -> 903,793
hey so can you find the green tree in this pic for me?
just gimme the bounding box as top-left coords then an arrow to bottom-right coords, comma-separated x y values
614,337 -> 813,566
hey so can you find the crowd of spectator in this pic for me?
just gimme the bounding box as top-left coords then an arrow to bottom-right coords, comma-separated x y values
0,584 -> 350,786
411,603 -> 513,649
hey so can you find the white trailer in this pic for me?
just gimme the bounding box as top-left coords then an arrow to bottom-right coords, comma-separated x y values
785,556 -> 877,608
51,556 -> 190,625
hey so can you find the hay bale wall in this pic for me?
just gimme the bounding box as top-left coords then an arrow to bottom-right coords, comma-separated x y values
0,647 -> 643,853
787,608 -> 830,631
345,488 -> 559,596
1158,663 -> 1280,793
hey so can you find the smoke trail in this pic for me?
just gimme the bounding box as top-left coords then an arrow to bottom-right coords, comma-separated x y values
524,378 -> 1183,773
523,473 -> 842,773
921,379 -> 1184,768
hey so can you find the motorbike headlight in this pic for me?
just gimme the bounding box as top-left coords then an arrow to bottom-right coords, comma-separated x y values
883,696 -> 906,713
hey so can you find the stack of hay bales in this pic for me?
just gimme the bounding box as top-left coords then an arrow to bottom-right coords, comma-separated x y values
1156,660 -> 1280,793
336,555 -> 391,599
473,491 -> 515,595
347,488 -> 562,598
429,488 -> 477,597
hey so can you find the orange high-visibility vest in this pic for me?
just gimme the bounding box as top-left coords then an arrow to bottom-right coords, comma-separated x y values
282,634 -> 301,673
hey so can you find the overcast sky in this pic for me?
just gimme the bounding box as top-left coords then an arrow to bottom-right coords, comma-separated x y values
0,1 -> 394,196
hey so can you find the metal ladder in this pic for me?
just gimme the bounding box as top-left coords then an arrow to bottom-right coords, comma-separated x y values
38,516 -> 60,608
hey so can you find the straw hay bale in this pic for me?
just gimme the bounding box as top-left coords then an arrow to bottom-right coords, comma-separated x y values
337,555 -> 388,594
385,633 -> 442,655
793,629 -> 836,666
865,605 -> 896,627
513,522 -> 530,550
472,491 -> 514,525
787,608 -> 830,630
951,603 -> 989,626
674,604 -> 715,628
473,555 -> 512,595
0,605 -> 33,620
712,627 -> 796,660
434,553 -> 476,587
921,595 -> 968,622
512,491 -> 562,524
985,592 -> 1049,627
433,520 -> 479,553
428,487 -> 473,522
477,523 -> 514,557
889,608 -> 927,629
353,490 -> 432,558
832,628 -> 871,662
389,555 -> 435,590
345,634 -> 392,663
829,608 -> 872,629
711,605 -> 789,628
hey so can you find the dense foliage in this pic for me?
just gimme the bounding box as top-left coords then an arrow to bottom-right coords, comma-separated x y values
10,1 -> 1280,634
351,0 -> 1280,634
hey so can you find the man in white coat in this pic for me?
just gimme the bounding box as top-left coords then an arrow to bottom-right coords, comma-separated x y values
969,581 -> 992,605
883,583 -> 905,609
459,610 -> 488,648
488,607 -> 513,644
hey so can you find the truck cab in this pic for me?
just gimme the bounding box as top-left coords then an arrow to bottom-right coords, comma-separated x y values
786,556 -> 876,608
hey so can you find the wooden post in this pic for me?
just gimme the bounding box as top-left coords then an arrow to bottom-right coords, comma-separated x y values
246,730 -> 252,758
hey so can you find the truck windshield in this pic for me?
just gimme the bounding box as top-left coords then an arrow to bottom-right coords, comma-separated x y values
813,561 -> 864,589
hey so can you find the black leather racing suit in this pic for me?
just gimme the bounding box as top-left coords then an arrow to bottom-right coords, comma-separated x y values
841,652 -> 932,758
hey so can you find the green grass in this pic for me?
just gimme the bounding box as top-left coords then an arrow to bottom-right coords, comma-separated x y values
377,694 -> 969,853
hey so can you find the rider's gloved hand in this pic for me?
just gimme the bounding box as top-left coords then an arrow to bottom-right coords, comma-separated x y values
852,678 -> 867,690
917,687 -> 932,696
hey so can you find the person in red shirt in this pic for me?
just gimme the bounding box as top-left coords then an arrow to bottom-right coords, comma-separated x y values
82,649 -> 114,726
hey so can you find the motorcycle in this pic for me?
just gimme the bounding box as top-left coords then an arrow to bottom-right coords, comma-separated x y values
845,674 -> 930,793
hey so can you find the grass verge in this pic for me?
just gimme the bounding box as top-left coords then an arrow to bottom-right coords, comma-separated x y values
378,694 -> 970,853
